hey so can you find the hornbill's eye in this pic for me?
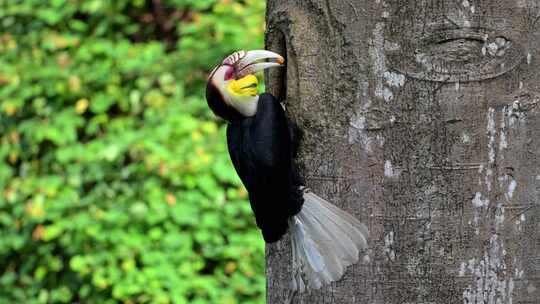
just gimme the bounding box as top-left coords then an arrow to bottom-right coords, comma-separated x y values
224,67 -> 235,81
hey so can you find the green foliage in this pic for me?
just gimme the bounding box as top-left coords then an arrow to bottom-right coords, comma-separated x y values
0,1 -> 266,303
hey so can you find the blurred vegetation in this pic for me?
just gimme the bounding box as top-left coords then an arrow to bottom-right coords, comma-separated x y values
0,0 -> 266,303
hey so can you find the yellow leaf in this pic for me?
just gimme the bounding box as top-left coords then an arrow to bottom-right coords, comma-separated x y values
75,98 -> 89,114
201,122 -> 217,134
7,39 -> 16,50
69,75 -> 81,92
225,262 -> 237,274
166,193 -> 176,206
3,103 -> 17,116
94,208 -> 104,219
237,187 -> 248,199
191,131 -> 203,141
201,154 -> 212,165
0,34 -> 16,50
195,147 -> 205,156
8,152 -> 18,164
56,53 -> 71,68
25,200 -> 45,218
32,225 -> 45,241
0,74 -> 10,85
3,187 -> 15,201
9,131 -> 19,144
159,162 -> 168,176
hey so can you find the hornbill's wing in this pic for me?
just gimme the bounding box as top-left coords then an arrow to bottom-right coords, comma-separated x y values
226,93 -> 296,242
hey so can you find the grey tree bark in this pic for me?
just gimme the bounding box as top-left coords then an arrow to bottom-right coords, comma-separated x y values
264,1 -> 540,303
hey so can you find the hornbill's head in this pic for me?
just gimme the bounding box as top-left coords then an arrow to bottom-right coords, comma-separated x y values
206,50 -> 284,121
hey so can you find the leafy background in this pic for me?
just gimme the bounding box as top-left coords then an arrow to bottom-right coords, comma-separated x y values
0,0 -> 266,303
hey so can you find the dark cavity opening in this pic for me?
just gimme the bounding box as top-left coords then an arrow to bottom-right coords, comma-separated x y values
265,27 -> 287,102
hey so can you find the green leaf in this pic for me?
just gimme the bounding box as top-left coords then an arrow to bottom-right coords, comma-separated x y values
43,225 -> 63,241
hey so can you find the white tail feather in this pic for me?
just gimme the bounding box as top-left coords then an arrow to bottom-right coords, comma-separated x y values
289,191 -> 369,292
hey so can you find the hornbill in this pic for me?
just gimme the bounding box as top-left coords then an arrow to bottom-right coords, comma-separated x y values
205,50 -> 368,291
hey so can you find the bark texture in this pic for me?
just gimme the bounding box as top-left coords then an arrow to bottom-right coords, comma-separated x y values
265,1 -> 540,303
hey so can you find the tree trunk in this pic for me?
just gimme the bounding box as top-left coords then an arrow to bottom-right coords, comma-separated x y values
264,1 -> 540,303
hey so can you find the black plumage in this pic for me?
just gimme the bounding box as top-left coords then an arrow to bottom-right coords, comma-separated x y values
206,80 -> 245,122
226,93 -> 303,242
